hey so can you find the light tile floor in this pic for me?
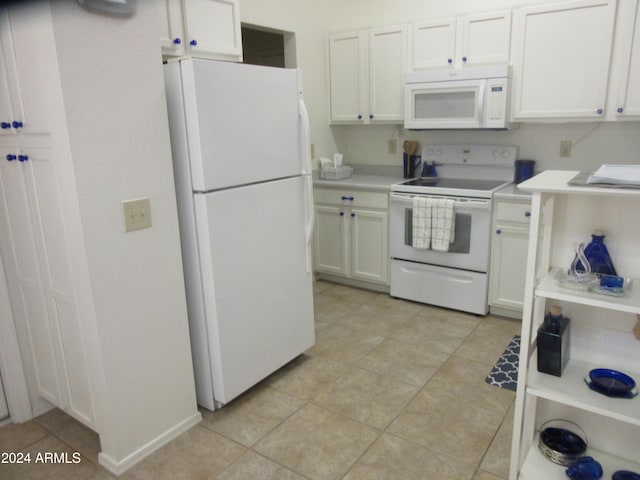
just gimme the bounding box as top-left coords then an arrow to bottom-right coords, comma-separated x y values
0,280 -> 520,480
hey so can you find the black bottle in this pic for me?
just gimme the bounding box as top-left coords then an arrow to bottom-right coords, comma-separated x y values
537,306 -> 570,377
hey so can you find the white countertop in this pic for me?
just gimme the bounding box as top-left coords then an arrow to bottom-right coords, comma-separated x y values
519,170 -> 640,197
494,183 -> 533,200
313,172 -> 404,192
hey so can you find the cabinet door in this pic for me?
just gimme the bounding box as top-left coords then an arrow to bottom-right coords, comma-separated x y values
489,223 -> 529,311
4,3 -> 54,134
410,18 -> 456,70
313,205 -> 348,276
0,7 -> 23,136
328,31 -> 367,123
0,147 -> 94,426
0,148 -> 63,408
351,209 -> 388,284
511,0 -> 616,120
614,0 -> 640,118
369,25 -> 407,123
458,10 -> 511,66
158,0 -> 185,56
182,0 -> 242,61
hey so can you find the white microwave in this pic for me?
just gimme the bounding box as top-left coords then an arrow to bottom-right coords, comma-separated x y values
404,65 -> 511,130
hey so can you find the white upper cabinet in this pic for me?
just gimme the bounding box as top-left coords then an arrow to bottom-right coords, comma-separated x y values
160,0 -> 242,62
329,26 -> 407,124
328,31 -> 367,123
411,10 -> 511,70
0,5 -> 52,136
511,0 -> 617,121
369,25 -> 408,123
410,18 -> 456,70
610,0 -> 640,119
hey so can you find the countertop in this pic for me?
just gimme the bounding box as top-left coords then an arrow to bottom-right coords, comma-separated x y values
313,172 -> 404,192
494,183 -> 533,201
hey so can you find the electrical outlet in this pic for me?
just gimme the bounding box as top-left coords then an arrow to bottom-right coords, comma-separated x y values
560,140 -> 572,158
388,139 -> 397,155
123,197 -> 152,232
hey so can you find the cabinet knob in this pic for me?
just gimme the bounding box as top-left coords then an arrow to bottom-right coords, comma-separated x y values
369,114 -> 374,119
525,211 -> 531,217
12,121 -> 23,129
190,39 -> 197,46
1,122 -> 11,129
617,107 -> 624,114
341,195 -> 354,201
496,229 -> 502,235
447,58 -> 453,64
173,38 -> 181,45
351,213 -> 355,218
339,211 -> 344,217
462,56 -> 468,62
597,109 -> 603,115
6,154 -> 16,161
18,154 -> 28,162
357,114 -> 362,120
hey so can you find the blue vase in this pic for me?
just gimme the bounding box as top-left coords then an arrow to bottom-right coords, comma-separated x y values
575,231 -> 617,276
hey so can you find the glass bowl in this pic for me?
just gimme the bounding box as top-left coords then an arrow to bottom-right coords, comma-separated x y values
538,419 -> 588,466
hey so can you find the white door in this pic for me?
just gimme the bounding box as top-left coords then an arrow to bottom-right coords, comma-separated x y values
181,59 -> 305,191
411,18 -> 456,70
328,31 -> 367,123
351,208 -> 388,284
182,0 -> 242,61
458,10 -> 511,66
313,205 -> 348,276
193,175 -> 314,405
158,0 -> 185,56
511,0 -> 616,120
369,25 -> 407,122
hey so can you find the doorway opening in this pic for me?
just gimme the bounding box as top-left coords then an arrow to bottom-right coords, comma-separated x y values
241,24 -> 297,68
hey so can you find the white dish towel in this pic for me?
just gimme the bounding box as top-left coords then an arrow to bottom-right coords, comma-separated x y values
431,198 -> 456,252
412,196 -> 432,249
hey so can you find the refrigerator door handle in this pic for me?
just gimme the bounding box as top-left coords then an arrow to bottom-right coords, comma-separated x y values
299,99 -> 311,175
304,173 -> 314,273
299,97 -> 314,273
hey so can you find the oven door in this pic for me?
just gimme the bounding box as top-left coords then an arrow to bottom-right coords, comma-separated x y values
389,192 -> 492,272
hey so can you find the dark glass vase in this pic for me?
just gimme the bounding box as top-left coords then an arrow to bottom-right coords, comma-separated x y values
575,231 -> 617,276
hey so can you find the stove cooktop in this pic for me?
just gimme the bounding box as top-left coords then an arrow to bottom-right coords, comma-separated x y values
398,178 -> 509,190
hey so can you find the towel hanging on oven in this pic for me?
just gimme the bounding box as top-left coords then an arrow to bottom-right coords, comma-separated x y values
431,198 -> 456,252
412,197 -> 432,249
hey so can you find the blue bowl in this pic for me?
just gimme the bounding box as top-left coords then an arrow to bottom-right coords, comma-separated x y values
613,471 -> 640,480
588,369 -> 636,395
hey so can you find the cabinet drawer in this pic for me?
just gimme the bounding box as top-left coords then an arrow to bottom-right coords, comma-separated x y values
314,188 -> 388,209
494,200 -> 531,223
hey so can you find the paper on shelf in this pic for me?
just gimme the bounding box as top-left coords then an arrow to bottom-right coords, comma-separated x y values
587,164 -> 640,187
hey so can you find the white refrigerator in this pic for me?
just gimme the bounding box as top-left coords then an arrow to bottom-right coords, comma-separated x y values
164,58 -> 315,410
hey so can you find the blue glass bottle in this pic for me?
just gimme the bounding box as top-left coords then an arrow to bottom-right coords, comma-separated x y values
575,230 -> 617,276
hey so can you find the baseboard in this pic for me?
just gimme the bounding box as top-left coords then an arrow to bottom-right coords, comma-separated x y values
489,305 -> 524,320
315,273 -> 390,293
98,411 -> 202,475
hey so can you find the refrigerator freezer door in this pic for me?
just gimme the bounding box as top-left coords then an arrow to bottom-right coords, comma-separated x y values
193,175 -> 315,406
181,59 -> 306,192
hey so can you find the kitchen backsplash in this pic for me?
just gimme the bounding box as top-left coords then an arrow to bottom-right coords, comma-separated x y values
337,121 -> 640,175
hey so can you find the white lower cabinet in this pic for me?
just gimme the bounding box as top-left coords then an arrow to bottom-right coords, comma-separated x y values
313,187 -> 389,286
511,171 -> 640,479
489,197 -> 531,317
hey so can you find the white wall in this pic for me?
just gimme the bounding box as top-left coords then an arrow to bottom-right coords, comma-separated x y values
241,0 -> 640,174
49,0 -> 198,467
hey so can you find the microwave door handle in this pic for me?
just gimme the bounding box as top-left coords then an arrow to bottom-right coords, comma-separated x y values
476,82 -> 486,126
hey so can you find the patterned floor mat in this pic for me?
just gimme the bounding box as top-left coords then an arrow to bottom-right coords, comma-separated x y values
485,335 -> 520,391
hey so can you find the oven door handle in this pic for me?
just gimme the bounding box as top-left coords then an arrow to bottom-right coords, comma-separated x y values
389,193 -> 491,210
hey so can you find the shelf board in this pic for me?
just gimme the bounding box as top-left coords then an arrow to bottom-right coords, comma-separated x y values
518,170 -> 640,198
527,356 -> 640,426
519,433 -> 640,479
535,268 -> 640,315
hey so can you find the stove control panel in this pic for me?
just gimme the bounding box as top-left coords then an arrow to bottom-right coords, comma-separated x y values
422,144 -> 518,166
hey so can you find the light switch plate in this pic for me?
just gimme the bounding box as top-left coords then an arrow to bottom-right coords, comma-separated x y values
122,197 -> 152,232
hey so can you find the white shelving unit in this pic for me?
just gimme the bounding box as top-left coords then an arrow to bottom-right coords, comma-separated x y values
510,170 -> 640,479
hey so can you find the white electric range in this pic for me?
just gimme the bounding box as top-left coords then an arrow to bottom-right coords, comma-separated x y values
389,144 -> 517,315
